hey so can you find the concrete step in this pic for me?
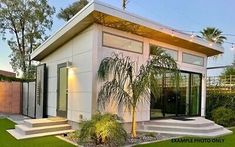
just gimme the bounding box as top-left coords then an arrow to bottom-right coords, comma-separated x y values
145,117 -> 215,127
7,129 -> 74,140
15,124 -> 72,135
24,118 -> 67,127
138,128 -> 233,137
143,124 -> 224,133
138,117 -> 233,137
144,120 -> 215,127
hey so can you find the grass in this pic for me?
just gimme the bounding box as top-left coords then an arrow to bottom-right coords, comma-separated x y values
135,129 -> 235,147
0,118 -> 75,147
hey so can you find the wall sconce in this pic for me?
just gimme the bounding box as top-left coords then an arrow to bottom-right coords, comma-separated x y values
202,74 -> 206,78
66,61 -> 72,68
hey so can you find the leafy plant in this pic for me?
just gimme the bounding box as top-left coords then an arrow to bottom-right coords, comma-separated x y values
77,112 -> 127,146
97,46 -> 178,137
200,27 -> 227,45
57,0 -> 88,21
212,107 -> 235,127
144,132 -> 156,138
206,91 -> 235,119
0,0 -> 55,78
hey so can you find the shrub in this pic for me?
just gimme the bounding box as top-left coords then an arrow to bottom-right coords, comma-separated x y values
206,91 -> 235,119
77,112 -> 127,146
212,107 -> 235,127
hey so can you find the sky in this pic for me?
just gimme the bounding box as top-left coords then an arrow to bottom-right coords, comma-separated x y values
0,0 -> 235,76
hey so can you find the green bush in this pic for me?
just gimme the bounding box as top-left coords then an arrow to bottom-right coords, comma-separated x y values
0,74 -> 34,82
212,107 -> 235,127
77,112 -> 127,146
206,91 -> 235,119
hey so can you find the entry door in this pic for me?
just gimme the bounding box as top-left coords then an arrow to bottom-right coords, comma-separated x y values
57,63 -> 68,118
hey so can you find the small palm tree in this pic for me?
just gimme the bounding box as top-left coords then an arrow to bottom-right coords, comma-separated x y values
200,27 -> 227,44
97,46 -> 178,137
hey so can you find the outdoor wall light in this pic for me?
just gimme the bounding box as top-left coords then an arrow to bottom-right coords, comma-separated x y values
66,61 -> 72,68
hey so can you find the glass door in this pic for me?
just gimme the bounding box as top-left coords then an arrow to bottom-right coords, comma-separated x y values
150,71 -> 201,119
190,74 -> 201,115
57,63 -> 68,118
177,73 -> 190,116
163,73 -> 177,117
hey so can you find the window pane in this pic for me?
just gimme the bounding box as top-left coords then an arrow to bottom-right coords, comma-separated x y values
103,32 -> 143,53
150,45 -> 178,60
164,49 -> 178,60
182,53 -> 204,66
190,74 -> 201,115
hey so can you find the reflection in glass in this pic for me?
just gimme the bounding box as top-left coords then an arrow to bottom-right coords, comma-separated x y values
182,53 -> 204,66
190,74 -> 201,115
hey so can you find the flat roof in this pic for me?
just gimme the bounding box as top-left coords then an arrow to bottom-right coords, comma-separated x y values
31,0 -> 224,60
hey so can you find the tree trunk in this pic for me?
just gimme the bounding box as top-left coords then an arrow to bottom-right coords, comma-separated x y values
131,107 -> 137,138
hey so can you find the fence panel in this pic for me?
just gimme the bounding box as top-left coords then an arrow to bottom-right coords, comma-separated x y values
22,81 -> 36,118
28,82 -> 36,118
0,81 -> 22,114
22,82 -> 28,115
207,75 -> 235,93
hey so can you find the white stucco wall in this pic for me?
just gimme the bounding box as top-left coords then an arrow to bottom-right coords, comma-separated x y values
40,23 -> 208,123
95,25 -> 207,122
41,25 -> 96,122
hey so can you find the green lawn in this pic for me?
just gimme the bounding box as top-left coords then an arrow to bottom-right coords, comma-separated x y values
135,129 -> 235,147
0,118 -> 75,147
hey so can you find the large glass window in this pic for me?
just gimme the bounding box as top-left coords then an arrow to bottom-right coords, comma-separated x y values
150,44 -> 178,60
102,32 -> 143,54
182,53 -> 204,66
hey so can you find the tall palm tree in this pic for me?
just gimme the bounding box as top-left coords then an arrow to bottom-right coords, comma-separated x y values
97,46 -> 178,137
200,27 -> 227,45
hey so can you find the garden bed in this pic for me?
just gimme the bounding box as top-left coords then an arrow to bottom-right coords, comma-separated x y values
60,132 -> 179,146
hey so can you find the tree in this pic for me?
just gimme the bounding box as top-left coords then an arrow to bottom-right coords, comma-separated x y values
57,0 -> 88,21
221,58 -> 235,77
122,0 -> 128,10
97,46 -> 178,137
0,0 -> 55,78
200,27 -> 227,45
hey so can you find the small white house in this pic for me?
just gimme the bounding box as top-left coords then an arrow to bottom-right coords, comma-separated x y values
31,0 -> 223,127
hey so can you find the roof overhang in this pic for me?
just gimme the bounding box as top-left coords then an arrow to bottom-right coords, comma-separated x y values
31,0 -> 224,61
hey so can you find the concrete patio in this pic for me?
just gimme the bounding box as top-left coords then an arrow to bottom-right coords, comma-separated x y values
138,117 -> 232,137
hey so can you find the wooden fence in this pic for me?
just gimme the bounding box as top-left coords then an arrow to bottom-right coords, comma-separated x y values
207,75 -> 235,93
0,81 -> 22,114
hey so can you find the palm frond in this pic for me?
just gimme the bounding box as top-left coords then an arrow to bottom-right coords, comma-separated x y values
147,46 -> 179,98
97,79 -> 132,111
98,53 -> 134,85
200,27 -> 227,44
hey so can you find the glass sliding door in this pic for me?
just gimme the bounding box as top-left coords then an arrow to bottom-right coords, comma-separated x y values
190,74 -> 201,116
150,71 -> 201,119
150,75 -> 164,119
163,73 -> 177,117
177,73 -> 190,116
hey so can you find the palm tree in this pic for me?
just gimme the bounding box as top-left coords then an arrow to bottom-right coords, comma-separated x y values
200,27 -> 227,45
57,0 -> 88,21
97,46 -> 178,137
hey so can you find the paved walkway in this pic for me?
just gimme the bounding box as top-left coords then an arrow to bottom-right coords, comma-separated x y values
0,113 -> 30,124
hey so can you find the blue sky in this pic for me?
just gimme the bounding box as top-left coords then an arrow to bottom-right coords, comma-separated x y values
1,0 -> 235,76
